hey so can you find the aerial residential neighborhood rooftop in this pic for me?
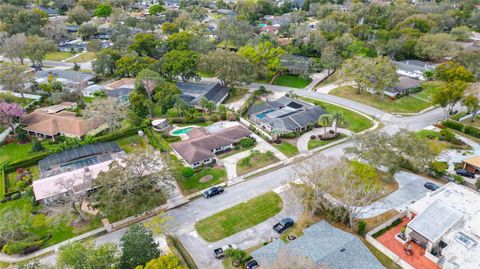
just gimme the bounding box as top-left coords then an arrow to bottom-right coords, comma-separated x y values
0,0 -> 479,268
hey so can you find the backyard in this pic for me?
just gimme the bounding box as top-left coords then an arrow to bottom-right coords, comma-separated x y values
4,165 -> 40,195
0,140 -> 59,165
236,150 -> 280,176
308,133 -> 348,150
195,191 -> 283,242
115,135 -> 147,154
177,167 -> 227,195
273,142 -> 299,157
273,74 -> 312,89
330,86 -> 432,113
299,97 -> 373,133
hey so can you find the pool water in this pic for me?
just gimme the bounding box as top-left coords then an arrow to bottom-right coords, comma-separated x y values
258,23 -> 267,27
256,109 -> 274,119
172,127 -> 193,135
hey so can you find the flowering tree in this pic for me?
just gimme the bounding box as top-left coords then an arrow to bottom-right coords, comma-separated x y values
0,102 -> 25,134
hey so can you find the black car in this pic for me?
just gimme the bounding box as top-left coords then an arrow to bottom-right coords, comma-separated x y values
245,259 -> 258,269
424,182 -> 439,191
203,186 -> 224,198
273,217 -> 294,233
455,169 -> 475,178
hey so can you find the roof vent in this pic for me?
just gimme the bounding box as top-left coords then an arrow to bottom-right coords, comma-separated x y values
340,248 -> 346,252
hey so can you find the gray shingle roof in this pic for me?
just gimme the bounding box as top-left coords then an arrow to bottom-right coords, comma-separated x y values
176,82 -> 229,106
252,221 -> 385,269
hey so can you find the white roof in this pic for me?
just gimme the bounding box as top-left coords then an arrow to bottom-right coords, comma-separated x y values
407,183 -> 480,269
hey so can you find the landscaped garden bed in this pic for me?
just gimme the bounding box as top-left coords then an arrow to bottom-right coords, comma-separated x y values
308,133 -> 347,150
236,150 -> 279,176
195,191 -> 283,242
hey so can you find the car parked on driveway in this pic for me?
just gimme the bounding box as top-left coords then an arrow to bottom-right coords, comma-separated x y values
203,186 -> 224,198
424,182 -> 439,191
455,169 -> 475,178
245,259 -> 258,269
213,244 -> 237,259
273,217 -> 294,233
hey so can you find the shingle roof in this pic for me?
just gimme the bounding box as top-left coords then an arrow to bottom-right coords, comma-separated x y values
176,82 -> 229,106
252,221 -> 385,269
171,125 -> 251,164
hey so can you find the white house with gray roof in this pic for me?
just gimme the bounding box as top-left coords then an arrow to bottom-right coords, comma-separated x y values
251,221 -> 385,269
393,60 -> 437,81
248,96 -> 326,134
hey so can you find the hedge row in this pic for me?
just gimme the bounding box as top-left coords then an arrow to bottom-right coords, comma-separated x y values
240,95 -> 257,116
443,120 -> 480,139
372,218 -> 403,238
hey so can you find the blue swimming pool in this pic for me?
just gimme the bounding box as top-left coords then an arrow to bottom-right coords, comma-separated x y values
172,127 -> 193,135
256,109 -> 274,119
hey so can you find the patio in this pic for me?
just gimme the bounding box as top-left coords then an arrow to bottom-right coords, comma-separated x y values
377,217 -> 440,269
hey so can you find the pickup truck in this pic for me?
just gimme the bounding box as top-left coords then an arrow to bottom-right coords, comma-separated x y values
273,217 -> 294,234
213,244 -> 237,259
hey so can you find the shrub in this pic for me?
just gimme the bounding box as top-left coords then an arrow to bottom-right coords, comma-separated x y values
476,179 -> 480,190
181,167 -> 194,178
357,220 -> 367,236
16,168 -> 24,174
442,120 -> 464,131
464,125 -> 480,138
265,150 -> 274,158
15,180 -> 28,190
10,193 -> 21,200
428,161 -> 448,177
31,139 -> 45,152
240,137 -> 255,148
439,129 -> 455,142
310,135 -> 316,140
454,175 -> 464,184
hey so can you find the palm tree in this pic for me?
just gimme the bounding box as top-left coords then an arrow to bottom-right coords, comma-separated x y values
332,112 -> 344,133
225,249 -> 247,267
318,114 -> 333,134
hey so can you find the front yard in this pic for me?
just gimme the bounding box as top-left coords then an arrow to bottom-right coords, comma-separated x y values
273,74 -> 312,89
44,51 -> 73,61
195,191 -> 283,242
273,142 -> 299,157
299,97 -> 373,133
308,133 -> 348,150
177,167 -> 227,195
236,150 -> 280,176
330,86 -> 432,113
66,52 -> 96,63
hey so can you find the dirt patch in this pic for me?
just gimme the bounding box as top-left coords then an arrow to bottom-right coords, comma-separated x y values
199,175 -> 214,183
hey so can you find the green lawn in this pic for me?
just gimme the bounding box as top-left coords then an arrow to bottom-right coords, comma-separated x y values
299,97 -> 373,133
316,71 -> 340,87
66,52 -> 96,63
273,142 -> 299,157
115,135 -> 147,154
414,81 -> 439,101
195,192 -> 283,242
0,141 -> 54,165
0,92 -> 35,107
44,51 -> 73,61
225,88 -> 249,104
330,86 -> 432,113
273,74 -> 312,89
237,151 -> 280,176
308,133 -> 348,150
177,167 -> 227,195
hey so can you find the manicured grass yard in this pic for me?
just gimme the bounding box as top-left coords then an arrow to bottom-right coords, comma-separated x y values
330,86 -> 432,113
299,97 -> 373,133
236,151 -> 280,176
273,74 -> 312,89
44,51 -> 73,61
115,135 -> 147,154
0,141 -> 58,164
177,167 -> 226,194
273,142 -> 299,157
308,133 -> 347,150
195,191 -> 283,242
0,93 -> 35,107
66,52 -> 96,63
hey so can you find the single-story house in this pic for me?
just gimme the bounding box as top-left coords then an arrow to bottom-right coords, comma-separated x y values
171,125 -> 252,168
280,54 -> 314,75
251,221 -> 385,269
393,60 -> 437,81
176,81 -> 229,108
152,119 -> 169,132
248,96 -> 326,134
35,70 -> 96,90
103,78 -> 136,104
82,84 -> 105,97
34,142 -> 126,203
384,76 -> 422,98
22,102 -> 103,140
463,156 -> 480,174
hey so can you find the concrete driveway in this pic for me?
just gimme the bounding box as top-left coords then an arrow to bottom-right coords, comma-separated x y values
176,185 -> 303,269
361,171 -> 441,218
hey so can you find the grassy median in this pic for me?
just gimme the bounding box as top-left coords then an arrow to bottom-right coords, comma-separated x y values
195,192 -> 283,242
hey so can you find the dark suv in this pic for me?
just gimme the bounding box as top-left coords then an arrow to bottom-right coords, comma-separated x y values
203,186 -> 224,198
424,182 -> 439,191
273,218 -> 294,233
455,169 -> 475,178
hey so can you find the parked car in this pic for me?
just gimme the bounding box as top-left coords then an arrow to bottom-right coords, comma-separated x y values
213,244 -> 237,259
424,182 -> 440,191
245,259 -> 258,269
455,169 -> 475,178
203,186 -> 224,198
273,217 -> 294,233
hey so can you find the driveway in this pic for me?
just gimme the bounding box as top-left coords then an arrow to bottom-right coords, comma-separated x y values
360,171 -> 441,218
177,185 -> 303,269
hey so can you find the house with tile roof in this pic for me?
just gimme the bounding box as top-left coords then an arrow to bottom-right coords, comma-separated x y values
171,125 -> 252,168
248,96 -> 326,134
22,102 -> 103,140
251,221 -> 385,269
